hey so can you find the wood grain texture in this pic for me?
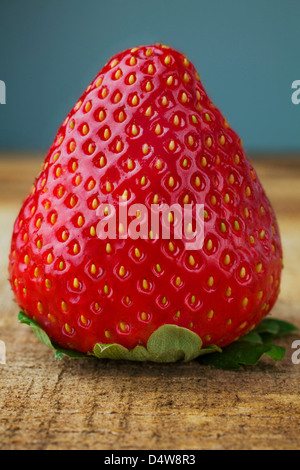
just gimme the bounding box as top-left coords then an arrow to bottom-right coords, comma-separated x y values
0,154 -> 300,450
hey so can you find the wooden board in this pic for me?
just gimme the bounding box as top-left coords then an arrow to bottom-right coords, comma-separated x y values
0,154 -> 300,450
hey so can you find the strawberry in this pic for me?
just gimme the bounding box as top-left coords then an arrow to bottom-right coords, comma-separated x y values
9,43 -> 282,356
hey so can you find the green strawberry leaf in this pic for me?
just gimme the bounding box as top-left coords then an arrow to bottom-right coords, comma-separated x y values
18,312 -> 297,368
18,312 -> 220,363
254,318 -> 299,345
18,312 -> 87,359
256,318 -> 298,336
265,344 -> 286,362
94,325 -> 221,363
198,318 -> 298,370
238,331 -> 263,344
199,342 -> 285,370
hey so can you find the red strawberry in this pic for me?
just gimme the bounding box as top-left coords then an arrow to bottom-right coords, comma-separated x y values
9,44 -> 282,355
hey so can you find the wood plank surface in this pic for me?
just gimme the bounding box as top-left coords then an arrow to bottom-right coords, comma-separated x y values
0,154 -> 300,450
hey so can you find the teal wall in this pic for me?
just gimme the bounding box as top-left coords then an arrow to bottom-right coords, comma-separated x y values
0,0 -> 299,153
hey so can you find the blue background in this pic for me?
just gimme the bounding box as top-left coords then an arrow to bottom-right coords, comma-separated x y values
0,0 -> 299,153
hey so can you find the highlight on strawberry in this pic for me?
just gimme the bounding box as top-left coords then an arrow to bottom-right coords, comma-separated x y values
9,43 -> 297,367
